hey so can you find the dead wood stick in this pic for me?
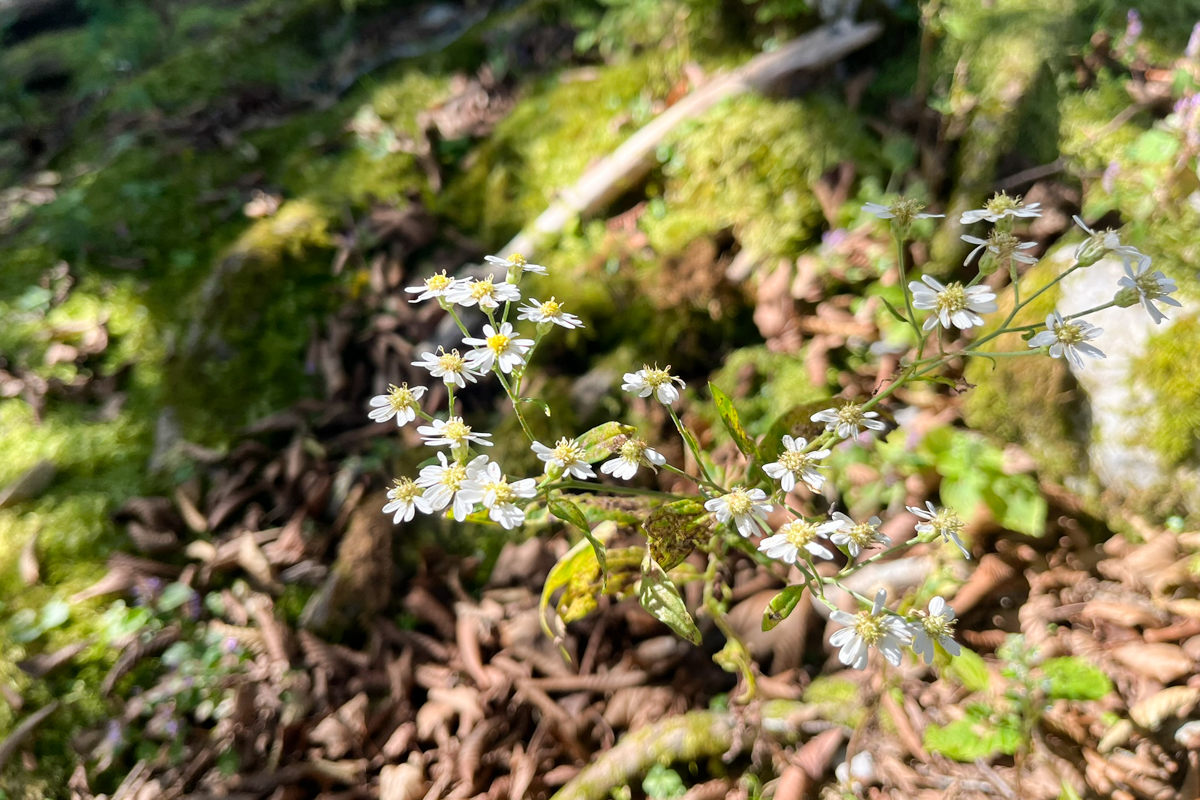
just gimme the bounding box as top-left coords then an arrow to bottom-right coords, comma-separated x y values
551,701 -> 816,800
500,21 -> 883,259
0,702 -> 59,771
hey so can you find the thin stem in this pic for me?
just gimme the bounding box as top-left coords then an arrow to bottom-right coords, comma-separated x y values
836,538 -> 919,579
495,369 -> 537,444
668,406 -> 718,488
895,235 -> 925,352
446,307 -> 471,337
661,463 -> 722,495
558,479 -> 683,500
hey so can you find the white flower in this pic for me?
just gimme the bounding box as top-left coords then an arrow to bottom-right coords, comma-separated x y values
908,275 -> 998,332
829,589 -> 912,670
457,461 -> 537,530
763,436 -> 830,493
417,416 -> 493,448
822,512 -> 890,558
910,596 -> 961,663
622,365 -> 686,405
961,233 -> 1037,268
599,437 -> 666,480
758,519 -> 834,564
368,383 -> 427,426
463,322 -> 534,374
485,253 -> 547,276
413,347 -> 484,388
532,437 -> 595,480
704,486 -> 773,539
1117,254 -> 1180,325
1027,311 -> 1105,368
863,200 -> 944,222
811,403 -> 887,441
1073,215 -> 1146,268
405,270 -> 459,303
959,193 -> 1042,225
517,297 -> 583,329
382,478 -> 432,523
416,453 -> 490,520
907,501 -> 970,558
445,274 -> 521,310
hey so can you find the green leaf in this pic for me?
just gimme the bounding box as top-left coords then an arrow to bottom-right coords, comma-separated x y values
39,599 -> 70,630
576,421 -> 637,463
709,382 -> 759,458
639,552 -> 702,645
539,537 -> 601,644
879,296 -> 910,325
762,585 -> 806,631
1129,129 -> 1180,165
1042,656 -> 1113,701
923,711 -> 1021,762
549,498 -> 607,585
945,646 -> 991,692
157,582 -> 195,613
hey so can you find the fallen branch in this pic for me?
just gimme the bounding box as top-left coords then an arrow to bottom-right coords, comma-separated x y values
0,702 -> 59,771
501,21 -> 883,259
550,701 -> 816,800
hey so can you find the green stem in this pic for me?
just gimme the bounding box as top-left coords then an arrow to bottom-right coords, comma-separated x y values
495,369 -> 537,444
668,406 -> 718,488
895,234 -> 925,352
558,479 -> 683,500
660,463 -> 722,496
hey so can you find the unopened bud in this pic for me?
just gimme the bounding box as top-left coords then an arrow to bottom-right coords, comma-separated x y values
544,462 -> 564,481
506,265 -> 523,285
977,252 -> 1000,276
1075,231 -> 1116,268
1114,287 -> 1140,308
450,442 -> 470,463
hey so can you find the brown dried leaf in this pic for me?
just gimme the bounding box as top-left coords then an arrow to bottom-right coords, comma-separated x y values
1129,686 -> 1200,731
1111,642 -> 1194,684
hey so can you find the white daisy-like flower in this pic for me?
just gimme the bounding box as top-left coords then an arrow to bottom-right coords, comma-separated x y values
599,437 -> 666,480
763,436 -> 830,493
704,486 -> 773,539
862,200 -> 944,223
484,253 -> 547,276
1072,215 -> 1147,269
910,596 -> 961,664
829,589 -> 912,670
382,478 -> 432,523
822,512 -> 890,558
445,274 -> 521,310
457,461 -> 537,530
811,404 -> 887,441
368,383 -> 427,426
758,519 -> 834,564
959,193 -> 1042,225
416,453 -> 490,520
413,347 -> 483,388
908,275 -> 998,332
907,501 -> 970,558
1027,311 -> 1105,368
961,232 -> 1037,268
405,270 -> 459,303
417,416 -> 493,448
517,297 -> 583,329
463,322 -> 534,374
1117,254 -> 1180,325
532,437 -> 595,480
622,365 -> 686,405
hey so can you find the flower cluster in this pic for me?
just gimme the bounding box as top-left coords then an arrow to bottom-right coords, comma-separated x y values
830,591 -> 960,670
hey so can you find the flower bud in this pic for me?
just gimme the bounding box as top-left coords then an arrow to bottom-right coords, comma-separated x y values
450,442 -> 470,463
1114,287 -> 1141,308
506,264 -> 523,285
977,251 -> 1000,276
1075,232 -> 1115,268
544,461 -> 564,481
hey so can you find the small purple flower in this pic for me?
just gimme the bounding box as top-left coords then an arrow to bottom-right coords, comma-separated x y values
1187,22 -> 1200,59
822,228 -> 849,251
224,637 -> 240,654
1123,9 -> 1142,49
165,719 -> 180,737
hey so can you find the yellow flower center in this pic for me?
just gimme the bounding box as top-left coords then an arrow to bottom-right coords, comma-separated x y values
921,612 -> 955,641
887,198 -> 925,227
984,192 -> 1020,215
934,282 -> 968,315
509,253 -> 527,268
1055,321 -> 1085,346
551,438 -> 584,464
440,463 -> 467,491
724,489 -> 753,517
847,522 -> 879,547
389,478 -> 423,502
485,478 -> 515,504
930,508 -> 964,537
425,272 -> 452,292
641,365 -> 673,389
1135,272 -> 1164,299
386,383 -> 416,411
470,277 -> 496,301
539,297 -> 562,317
437,349 -> 467,373
781,520 -> 819,549
853,613 -> 885,645
486,332 -> 511,353
836,404 -> 866,427
441,419 -> 472,443
779,450 -> 815,474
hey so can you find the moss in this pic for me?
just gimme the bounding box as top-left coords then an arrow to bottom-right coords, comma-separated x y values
801,675 -> 865,729
1138,313 -> 1200,465
962,258 -> 1088,481
703,345 -> 826,438
645,94 -> 877,261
